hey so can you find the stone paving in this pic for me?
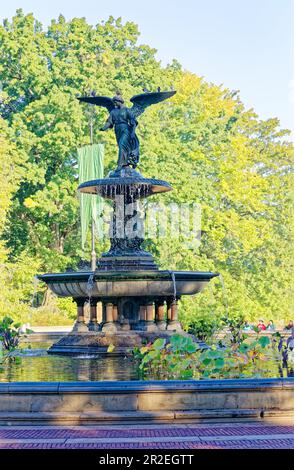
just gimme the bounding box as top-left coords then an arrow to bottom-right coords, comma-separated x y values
0,421 -> 293,449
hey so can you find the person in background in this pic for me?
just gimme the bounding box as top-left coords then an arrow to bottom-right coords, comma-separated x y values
257,319 -> 266,331
266,320 -> 275,331
284,320 -> 294,331
243,321 -> 253,331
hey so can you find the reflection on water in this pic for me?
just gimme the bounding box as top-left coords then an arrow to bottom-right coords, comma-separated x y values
0,342 -> 293,382
1,350 -> 139,382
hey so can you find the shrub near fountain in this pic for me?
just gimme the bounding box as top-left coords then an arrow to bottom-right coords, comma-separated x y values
38,90 -> 218,354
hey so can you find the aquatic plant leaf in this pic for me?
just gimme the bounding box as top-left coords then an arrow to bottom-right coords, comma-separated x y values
180,369 -> 193,379
215,358 -> 225,368
152,338 -> 166,350
258,336 -> 270,348
202,358 -> 211,366
186,342 -> 198,353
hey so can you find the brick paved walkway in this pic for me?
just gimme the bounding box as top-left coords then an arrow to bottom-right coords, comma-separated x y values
0,421 -> 293,449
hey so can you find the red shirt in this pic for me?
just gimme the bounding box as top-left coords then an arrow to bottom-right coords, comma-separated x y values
257,323 -> 266,330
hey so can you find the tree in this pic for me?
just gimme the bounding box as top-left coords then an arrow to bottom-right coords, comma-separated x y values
0,10 -> 293,325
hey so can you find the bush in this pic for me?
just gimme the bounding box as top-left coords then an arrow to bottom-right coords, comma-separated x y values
28,306 -> 74,326
0,294 -> 76,327
187,313 -> 221,342
0,316 -> 22,351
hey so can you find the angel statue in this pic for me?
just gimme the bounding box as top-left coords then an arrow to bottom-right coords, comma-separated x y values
78,90 -> 176,170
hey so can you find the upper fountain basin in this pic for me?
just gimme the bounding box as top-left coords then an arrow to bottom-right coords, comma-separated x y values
78,167 -> 172,199
38,270 -> 219,298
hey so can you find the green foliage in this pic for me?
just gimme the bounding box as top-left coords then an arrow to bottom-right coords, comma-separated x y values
0,316 -> 23,350
0,315 -> 29,372
28,296 -> 76,326
134,333 -> 284,380
186,310 -> 221,342
0,10 -> 293,326
133,335 -> 199,379
220,311 -> 247,345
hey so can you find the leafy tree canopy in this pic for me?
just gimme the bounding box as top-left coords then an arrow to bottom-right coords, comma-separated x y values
0,9 -> 293,325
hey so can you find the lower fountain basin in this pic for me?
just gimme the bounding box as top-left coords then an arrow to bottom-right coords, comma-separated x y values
38,270 -> 219,298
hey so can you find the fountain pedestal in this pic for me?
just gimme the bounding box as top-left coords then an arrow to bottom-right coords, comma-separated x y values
38,156 -> 218,353
39,269 -> 218,354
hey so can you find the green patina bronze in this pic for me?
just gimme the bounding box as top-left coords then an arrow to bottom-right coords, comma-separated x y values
38,86 -> 219,354
78,91 -> 176,170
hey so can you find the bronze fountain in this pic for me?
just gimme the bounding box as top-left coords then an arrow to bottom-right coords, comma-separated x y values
38,89 -> 218,354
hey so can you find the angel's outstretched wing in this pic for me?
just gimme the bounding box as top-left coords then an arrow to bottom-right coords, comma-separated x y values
130,90 -> 176,118
77,95 -> 115,112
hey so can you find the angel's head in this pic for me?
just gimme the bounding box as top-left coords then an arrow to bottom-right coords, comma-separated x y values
113,95 -> 124,108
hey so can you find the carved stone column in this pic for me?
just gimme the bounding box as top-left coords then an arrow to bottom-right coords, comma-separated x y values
102,302 -> 106,323
96,301 -> 103,326
166,299 -> 172,322
140,305 -> 146,321
112,304 -> 118,322
73,298 -> 88,332
155,299 -> 166,330
171,300 -> 178,321
145,302 -> 157,332
102,302 -> 117,332
88,298 -> 98,331
135,304 -> 147,330
167,299 -> 182,331
112,304 -> 119,328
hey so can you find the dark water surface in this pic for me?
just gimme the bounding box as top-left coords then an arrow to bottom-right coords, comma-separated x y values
0,342 -> 139,382
0,342 -> 293,382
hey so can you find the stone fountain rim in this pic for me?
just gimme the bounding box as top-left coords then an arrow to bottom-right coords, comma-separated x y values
38,270 -> 219,283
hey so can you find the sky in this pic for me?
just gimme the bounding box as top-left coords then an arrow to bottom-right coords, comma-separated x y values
1,0 -> 294,136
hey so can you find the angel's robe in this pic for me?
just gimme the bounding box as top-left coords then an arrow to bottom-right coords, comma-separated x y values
106,107 -> 139,169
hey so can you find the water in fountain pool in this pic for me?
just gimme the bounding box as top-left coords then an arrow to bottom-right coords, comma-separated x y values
1,342 -> 139,382
0,340 -> 293,382
0,342 -> 294,382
